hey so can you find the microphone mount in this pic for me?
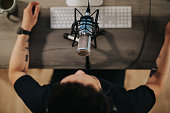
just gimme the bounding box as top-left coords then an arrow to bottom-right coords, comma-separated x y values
64,1 -> 105,69
71,1 -> 100,49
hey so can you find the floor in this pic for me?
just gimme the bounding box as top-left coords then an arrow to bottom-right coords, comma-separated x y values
0,69 -> 170,113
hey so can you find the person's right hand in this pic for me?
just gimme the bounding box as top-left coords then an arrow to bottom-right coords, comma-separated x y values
21,2 -> 40,31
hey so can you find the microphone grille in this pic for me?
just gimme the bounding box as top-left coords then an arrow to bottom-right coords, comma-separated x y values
77,35 -> 91,56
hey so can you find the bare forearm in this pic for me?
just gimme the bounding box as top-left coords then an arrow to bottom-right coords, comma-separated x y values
9,35 -> 30,84
8,2 -> 39,86
146,36 -> 170,97
149,47 -> 170,85
157,40 -> 170,72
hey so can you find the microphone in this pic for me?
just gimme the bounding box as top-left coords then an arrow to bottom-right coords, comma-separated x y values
77,35 -> 91,56
70,0 -> 99,56
64,33 -> 91,56
77,1 -> 92,56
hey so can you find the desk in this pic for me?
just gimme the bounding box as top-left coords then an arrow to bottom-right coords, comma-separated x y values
0,0 -> 169,69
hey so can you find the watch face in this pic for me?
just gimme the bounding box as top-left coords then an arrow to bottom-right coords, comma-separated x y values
17,27 -> 22,34
17,27 -> 31,35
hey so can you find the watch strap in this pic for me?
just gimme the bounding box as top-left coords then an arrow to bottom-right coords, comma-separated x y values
17,27 -> 31,36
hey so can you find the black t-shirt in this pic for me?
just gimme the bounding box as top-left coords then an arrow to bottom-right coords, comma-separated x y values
14,75 -> 156,113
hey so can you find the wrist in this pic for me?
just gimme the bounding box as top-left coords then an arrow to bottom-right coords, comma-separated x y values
18,34 -> 30,41
21,25 -> 32,31
17,27 -> 31,36
18,34 -> 30,38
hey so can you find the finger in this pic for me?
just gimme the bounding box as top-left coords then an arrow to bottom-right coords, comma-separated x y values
26,2 -> 33,12
26,2 -> 33,9
33,2 -> 39,5
34,5 -> 40,18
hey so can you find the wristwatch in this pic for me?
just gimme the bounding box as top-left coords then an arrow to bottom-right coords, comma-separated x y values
17,27 -> 31,36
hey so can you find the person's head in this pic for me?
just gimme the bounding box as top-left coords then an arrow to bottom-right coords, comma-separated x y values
47,70 -> 111,113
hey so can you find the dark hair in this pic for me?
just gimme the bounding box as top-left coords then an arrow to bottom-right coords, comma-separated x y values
48,82 -> 111,113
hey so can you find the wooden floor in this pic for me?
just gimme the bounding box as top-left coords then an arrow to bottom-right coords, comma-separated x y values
0,69 -> 170,113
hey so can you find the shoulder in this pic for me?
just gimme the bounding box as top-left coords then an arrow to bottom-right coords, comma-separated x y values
98,77 -> 156,113
127,85 -> 156,113
14,74 -> 54,93
14,74 -> 54,113
14,75 -> 37,89
127,85 -> 156,100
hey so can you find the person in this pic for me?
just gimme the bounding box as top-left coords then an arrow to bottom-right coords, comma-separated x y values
8,2 -> 170,113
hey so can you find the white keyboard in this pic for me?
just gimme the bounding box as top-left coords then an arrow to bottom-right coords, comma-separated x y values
50,6 -> 132,29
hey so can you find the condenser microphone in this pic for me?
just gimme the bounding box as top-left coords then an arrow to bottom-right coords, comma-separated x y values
64,33 -> 91,56
77,1 -> 93,56
69,0 -> 99,58
77,35 -> 91,56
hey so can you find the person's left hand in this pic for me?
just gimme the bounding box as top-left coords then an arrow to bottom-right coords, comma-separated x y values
165,22 -> 170,49
165,22 -> 170,36
21,2 -> 40,31
156,22 -> 170,67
